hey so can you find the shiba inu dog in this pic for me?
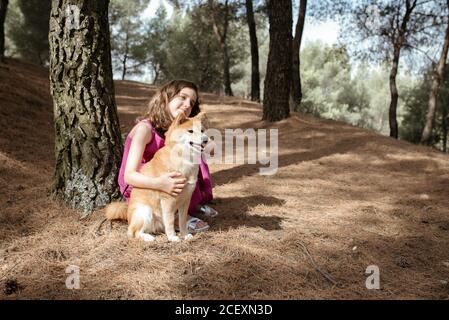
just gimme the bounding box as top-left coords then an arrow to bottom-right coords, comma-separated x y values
104,112 -> 209,242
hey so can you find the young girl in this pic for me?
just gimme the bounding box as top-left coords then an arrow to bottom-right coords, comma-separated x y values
118,79 -> 218,233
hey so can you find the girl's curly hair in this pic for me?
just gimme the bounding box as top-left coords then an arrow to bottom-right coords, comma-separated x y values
140,79 -> 201,137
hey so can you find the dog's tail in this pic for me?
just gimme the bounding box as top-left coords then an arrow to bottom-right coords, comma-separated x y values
105,202 -> 128,221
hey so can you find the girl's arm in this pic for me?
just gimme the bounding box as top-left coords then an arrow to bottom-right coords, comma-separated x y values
124,123 -> 186,196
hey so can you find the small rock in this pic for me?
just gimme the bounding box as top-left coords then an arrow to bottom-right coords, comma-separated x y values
442,261 -> 449,268
351,246 -> 359,258
440,280 -> 448,286
419,194 -> 430,200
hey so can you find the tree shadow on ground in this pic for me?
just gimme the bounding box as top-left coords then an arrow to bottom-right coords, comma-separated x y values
212,135 -> 370,186
207,195 -> 286,231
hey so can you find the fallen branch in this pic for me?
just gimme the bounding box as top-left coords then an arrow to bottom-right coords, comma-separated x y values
0,262 -> 19,282
296,241 -> 342,288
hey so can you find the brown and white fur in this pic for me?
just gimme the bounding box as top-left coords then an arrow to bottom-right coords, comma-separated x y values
104,112 -> 209,242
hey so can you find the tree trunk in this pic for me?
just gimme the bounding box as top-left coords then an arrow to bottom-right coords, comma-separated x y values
0,0 -> 8,63
389,43 -> 401,139
421,0 -> 449,145
388,0 -> 416,139
49,0 -> 123,215
442,111 -> 448,153
245,0 -> 260,102
209,0 -> 233,96
291,0 -> 307,111
122,54 -> 127,80
263,0 -> 292,122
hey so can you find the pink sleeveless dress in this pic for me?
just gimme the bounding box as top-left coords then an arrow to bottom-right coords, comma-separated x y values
118,119 -> 213,215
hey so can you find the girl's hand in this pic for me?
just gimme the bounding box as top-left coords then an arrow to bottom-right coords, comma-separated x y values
158,172 -> 187,197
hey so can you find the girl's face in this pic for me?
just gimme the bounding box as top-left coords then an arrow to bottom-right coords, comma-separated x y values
167,87 -> 197,119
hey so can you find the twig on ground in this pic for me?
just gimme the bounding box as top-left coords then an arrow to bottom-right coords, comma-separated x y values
296,241 -> 342,288
0,262 -> 19,282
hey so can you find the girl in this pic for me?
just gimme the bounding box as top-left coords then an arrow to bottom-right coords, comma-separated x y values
118,80 -> 218,233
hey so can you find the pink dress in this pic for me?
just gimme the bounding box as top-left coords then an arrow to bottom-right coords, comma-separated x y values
118,119 -> 213,215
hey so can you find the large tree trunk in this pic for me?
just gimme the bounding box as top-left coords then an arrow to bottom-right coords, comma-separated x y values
291,0 -> 307,111
49,0 -> 122,215
209,0 -> 233,96
421,0 -> 449,145
245,0 -> 260,102
0,0 -> 8,63
389,43 -> 401,139
263,0 -> 292,122
442,110 -> 448,153
388,0 -> 416,139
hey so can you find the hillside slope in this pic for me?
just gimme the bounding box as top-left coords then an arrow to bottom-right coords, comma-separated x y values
1,59 -> 449,299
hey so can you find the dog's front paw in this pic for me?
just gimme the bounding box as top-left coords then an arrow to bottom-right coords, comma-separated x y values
168,235 -> 180,242
183,233 -> 193,240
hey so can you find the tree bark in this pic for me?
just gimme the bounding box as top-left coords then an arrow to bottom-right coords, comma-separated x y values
421,0 -> 449,145
291,0 -> 307,111
209,0 -> 233,96
442,111 -> 448,152
245,0 -> 260,102
388,0 -> 416,139
0,0 -> 8,63
263,0 -> 292,122
49,0 -> 122,215
121,32 -> 129,81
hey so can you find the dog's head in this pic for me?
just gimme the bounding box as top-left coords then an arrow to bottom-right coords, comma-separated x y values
165,112 -> 209,156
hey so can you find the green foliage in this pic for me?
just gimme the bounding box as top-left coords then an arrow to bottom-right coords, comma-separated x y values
299,41 -> 415,135
5,0 -> 50,65
300,41 -> 370,126
109,0 -> 150,79
147,2 -> 248,93
400,65 -> 449,152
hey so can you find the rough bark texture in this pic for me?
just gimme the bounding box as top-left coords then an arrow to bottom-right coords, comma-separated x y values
209,0 -> 233,96
0,0 -> 8,63
263,0 -> 292,122
442,109 -> 448,152
421,1 -> 449,145
49,0 -> 122,215
245,0 -> 260,102
389,0 -> 416,139
291,0 -> 307,111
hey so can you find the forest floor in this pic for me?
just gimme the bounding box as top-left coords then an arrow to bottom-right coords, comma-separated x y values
1,58 -> 449,299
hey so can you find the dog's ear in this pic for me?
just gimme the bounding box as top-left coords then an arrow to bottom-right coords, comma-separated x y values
193,112 -> 210,129
172,111 -> 187,127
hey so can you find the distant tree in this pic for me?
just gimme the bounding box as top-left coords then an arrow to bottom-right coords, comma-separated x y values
208,0 -> 235,96
402,65 -> 449,152
421,0 -> 449,145
49,0 -> 122,215
245,0 -> 260,101
0,0 -> 8,62
7,0 -> 50,65
109,0 -> 150,80
144,6 -> 170,84
291,0 -> 307,111
339,0 -> 445,139
263,0 -> 292,122
158,2 -> 246,93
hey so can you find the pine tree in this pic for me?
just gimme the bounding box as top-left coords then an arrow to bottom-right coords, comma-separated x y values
49,0 -> 122,215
